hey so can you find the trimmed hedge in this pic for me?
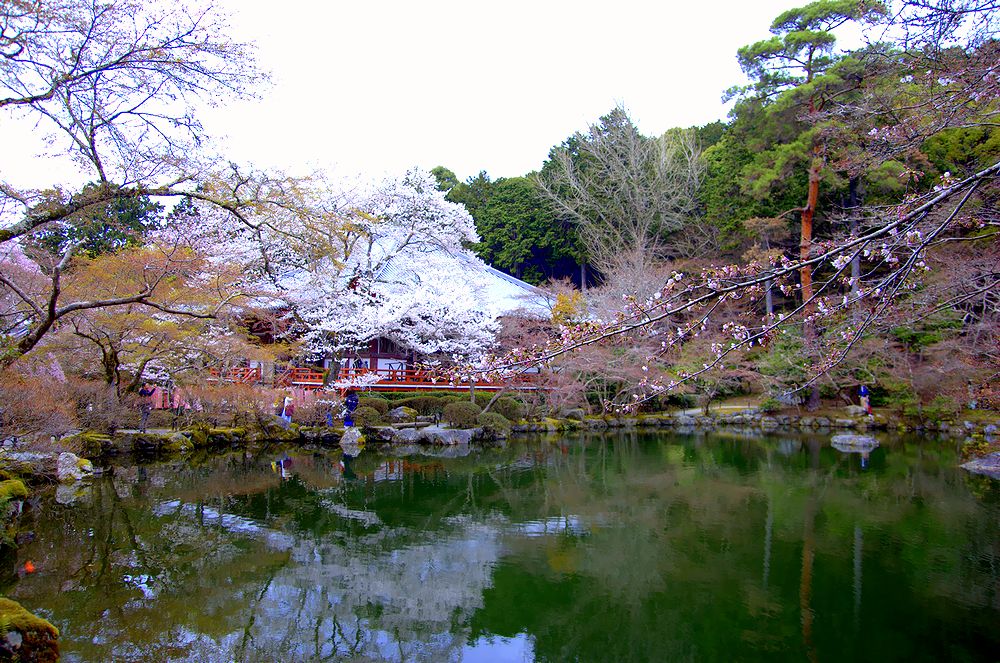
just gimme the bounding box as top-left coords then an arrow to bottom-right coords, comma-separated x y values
442,401 -> 482,428
352,405 -> 383,427
491,397 -> 524,422
359,396 -> 389,416
477,412 -> 512,436
395,395 -> 446,416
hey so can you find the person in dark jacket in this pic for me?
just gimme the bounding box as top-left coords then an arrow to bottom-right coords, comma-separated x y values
344,390 -> 359,427
138,384 -> 155,433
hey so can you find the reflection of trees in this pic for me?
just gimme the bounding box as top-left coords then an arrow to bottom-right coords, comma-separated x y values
12,451 -> 516,661
470,433 -> 1000,662
12,467 -> 292,660
5,437 -> 998,662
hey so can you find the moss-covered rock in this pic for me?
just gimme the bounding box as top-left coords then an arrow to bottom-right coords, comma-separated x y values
0,597 -> 59,662
60,431 -> 113,457
0,480 -> 27,502
188,426 -> 210,448
56,453 -> 93,484
388,406 -> 419,423
162,433 -> 193,453
540,417 -> 578,432
207,428 -> 235,445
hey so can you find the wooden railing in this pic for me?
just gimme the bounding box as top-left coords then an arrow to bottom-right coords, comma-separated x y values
205,364 -> 536,392
276,366 -> 326,388
208,366 -> 262,384
334,367 -> 534,391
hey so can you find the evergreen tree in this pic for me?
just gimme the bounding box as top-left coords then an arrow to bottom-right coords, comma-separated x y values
36,183 -> 163,258
733,0 -> 887,305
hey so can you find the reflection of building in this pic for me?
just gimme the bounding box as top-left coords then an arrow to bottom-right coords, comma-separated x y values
157,498 -> 505,661
245,518 -> 505,661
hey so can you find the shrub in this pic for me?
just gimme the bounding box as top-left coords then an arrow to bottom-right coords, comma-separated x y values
759,396 -> 782,414
871,379 -> 918,409
182,383 -> 273,428
359,396 -> 389,416
477,412 -> 512,436
67,380 -> 129,434
294,397 -> 339,426
392,396 -> 418,410
904,394 -> 960,422
890,311 -> 962,352
396,395 -> 445,416
352,405 -> 383,428
961,437 -> 997,461
442,401 -> 482,428
664,393 -> 697,409
490,397 -> 524,422
376,392 -> 417,401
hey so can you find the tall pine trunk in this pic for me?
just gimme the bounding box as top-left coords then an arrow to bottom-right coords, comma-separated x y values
802,151 -> 823,411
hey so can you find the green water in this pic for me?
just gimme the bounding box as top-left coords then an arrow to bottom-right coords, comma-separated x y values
4,432 -> 999,662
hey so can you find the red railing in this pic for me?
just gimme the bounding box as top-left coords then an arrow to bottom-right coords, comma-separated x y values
208,366 -> 262,384
276,366 -> 326,388
204,364 -> 536,392
334,367 -> 534,391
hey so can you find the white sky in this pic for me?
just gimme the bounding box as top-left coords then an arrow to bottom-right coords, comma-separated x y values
2,0 -> 863,188
198,0 -> 821,181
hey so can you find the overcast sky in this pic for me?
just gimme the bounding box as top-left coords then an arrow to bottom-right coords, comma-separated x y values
3,0 -> 863,188
199,0 -> 833,182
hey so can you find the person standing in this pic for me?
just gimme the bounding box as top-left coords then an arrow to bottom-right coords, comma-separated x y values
859,385 -> 872,415
138,383 -> 155,433
281,392 -> 295,424
344,390 -> 359,427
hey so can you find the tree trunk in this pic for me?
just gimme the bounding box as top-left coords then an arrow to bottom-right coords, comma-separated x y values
765,278 -> 774,317
322,354 -> 342,388
847,176 -> 862,303
800,160 -> 821,308
802,154 -> 823,411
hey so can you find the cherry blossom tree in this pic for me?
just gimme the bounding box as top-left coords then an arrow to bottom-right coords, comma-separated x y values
169,168 -> 508,376
478,157 -> 998,410
0,1 -> 343,365
283,170 -> 501,365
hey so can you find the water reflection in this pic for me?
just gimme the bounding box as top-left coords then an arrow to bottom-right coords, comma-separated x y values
3,432 -> 999,662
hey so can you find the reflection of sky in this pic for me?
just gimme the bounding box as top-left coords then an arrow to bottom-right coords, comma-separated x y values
515,516 -> 589,537
24,436 -> 1000,662
148,493 -> 585,661
154,498 -> 508,661
462,633 -> 535,663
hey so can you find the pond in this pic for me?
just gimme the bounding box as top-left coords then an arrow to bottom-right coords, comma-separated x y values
3,431 -> 999,662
